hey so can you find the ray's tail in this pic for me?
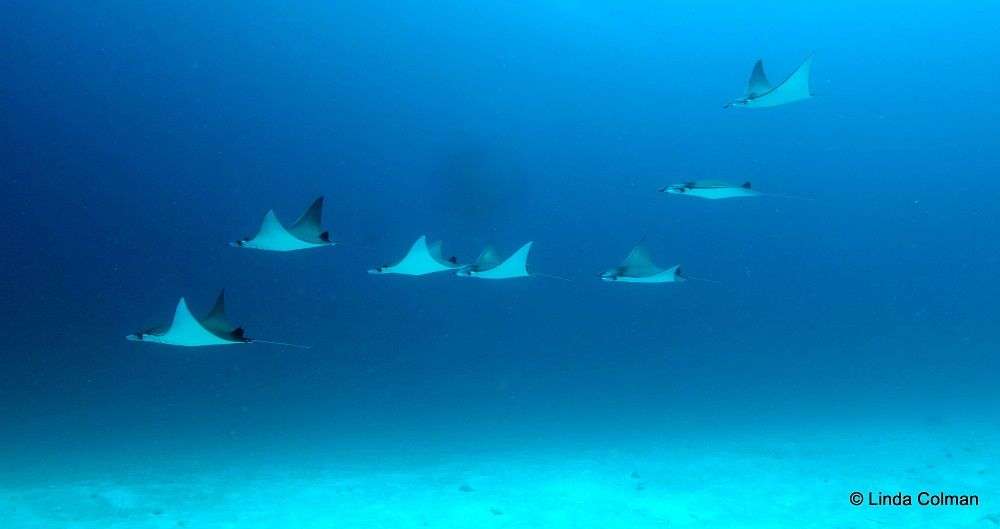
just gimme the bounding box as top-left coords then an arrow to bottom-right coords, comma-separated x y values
532,272 -> 574,282
682,274 -> 722,284
252,339 -> 313,349
761,192 -> 815,201
327,238 -> 379,250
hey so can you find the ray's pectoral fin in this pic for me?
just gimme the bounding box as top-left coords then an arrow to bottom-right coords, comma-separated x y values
288,196 -> 332,244
746,59 -> 772,97
292,197 -> 324,231
733,56 -> 813,108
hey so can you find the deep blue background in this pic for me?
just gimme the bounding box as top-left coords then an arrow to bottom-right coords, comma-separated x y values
2,1 -> 999,466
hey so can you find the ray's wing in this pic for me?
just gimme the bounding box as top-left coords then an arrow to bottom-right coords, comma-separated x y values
287,197 -> 328,243
162,298 -> 240,345
772,56 -> 812,96
393,235 -> 429,265
474,246 -> 502,269
621,245 -> 663,276
754,56 -> 813,107
252,210 -> 290,240
427,239 -> 458,267
390,235 -> 434,268
689,180 -> 736,189
382,235 -> 458,274
504,242 -> 533,276
200,289 -> 239,337
475,242 -> 532,278
428,239 -> 444,262
746,59 -> 772,97
166,298 -> 202,333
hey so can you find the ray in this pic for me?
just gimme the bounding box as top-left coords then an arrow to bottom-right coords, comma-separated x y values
369,235 -> 462,276
726,56 -> 813,109
231,197 -> 334,252
659,180 -> 813,201
658,180 -> 759,200
126,292 -> 248,347
457,242 -> 533,280
127,291 -> 309,348
601,245 -> 684,284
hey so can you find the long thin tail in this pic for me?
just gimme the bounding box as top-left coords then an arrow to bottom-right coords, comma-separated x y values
330,239 -> 379,250
252,339 -> 312,349
532,272 -> 573,282
683,275 -> 722,284
761,192 -> 815,201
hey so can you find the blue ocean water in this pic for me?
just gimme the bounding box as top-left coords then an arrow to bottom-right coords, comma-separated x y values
2,2 -> 998,527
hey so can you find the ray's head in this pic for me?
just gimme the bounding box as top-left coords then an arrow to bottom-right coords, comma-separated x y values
368,265 -> 387,275
659,184 -> 688,196
724,98 -> 749,109
126,331 -> 162,344
230,237 -> 253,248
600,267 -> 623,281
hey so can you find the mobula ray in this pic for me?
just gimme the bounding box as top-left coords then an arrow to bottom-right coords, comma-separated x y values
127,290 -> 308,348
232,197 -> 333,251
725,56 -> 813,109
368,235 -> 461,276
601,244 -> 685,283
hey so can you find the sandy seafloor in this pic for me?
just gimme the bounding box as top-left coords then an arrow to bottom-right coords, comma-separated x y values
2,421 -> 996,529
